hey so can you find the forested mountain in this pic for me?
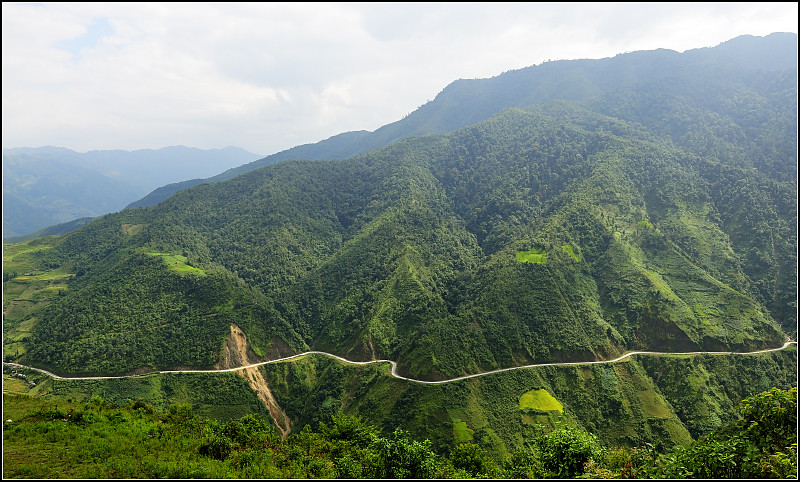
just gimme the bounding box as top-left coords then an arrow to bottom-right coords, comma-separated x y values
3,33 -> 796,456
125,32 -> 797,210
2,145 -> 260,238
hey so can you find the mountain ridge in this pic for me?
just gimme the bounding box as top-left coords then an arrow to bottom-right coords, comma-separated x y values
122,33 -> 797,211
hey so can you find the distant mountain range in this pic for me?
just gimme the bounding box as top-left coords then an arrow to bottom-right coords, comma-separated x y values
8,33 -> 797,238
2,145 -> 261,238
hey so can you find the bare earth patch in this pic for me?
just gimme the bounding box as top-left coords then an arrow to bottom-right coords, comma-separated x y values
217,324 -> 292,438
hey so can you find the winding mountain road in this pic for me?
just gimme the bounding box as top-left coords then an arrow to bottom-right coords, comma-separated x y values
4,340 -> 796,385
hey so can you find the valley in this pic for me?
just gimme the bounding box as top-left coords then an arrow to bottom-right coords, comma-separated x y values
2,32 -> 797,477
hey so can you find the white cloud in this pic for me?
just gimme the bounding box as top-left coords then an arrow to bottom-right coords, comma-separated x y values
2,2 -> 797,156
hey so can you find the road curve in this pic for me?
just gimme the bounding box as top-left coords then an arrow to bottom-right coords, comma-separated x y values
4,340 -> 797,385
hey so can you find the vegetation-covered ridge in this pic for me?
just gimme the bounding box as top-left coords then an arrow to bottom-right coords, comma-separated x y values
2,387 -> 796,478
6,98 -> 794,380
2,33 -> 796,457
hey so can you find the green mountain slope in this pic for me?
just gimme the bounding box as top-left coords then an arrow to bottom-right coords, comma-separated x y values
8,102 -> 793,378
3,33 -> 796,453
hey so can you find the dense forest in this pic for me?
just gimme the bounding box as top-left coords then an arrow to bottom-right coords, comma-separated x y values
11,102 -> 794,378
2,33 -> 797,463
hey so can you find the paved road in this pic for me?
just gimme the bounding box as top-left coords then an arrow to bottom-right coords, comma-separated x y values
4,340 -> 796,385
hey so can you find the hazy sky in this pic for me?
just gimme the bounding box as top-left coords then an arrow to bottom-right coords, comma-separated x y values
2,2 -> 797,156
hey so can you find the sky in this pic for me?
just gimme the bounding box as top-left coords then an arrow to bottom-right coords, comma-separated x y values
2,2 -> 797,157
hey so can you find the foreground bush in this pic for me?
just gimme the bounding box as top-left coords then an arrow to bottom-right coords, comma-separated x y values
3,387 -> 796,478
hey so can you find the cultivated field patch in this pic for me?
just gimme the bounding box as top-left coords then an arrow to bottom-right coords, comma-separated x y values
519,388 -> 563,413
562,244 -> 581,261
4,239 -> 73,361
146,252 -> 206,275
516,248 -> 547,264
121,223 -> 147,236
451,418 -> 474,444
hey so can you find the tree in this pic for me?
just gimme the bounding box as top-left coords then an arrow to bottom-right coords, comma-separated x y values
374,428 -> 437,479
449,442 -> 496,477
736,386 -> 797,453
535,425 -> 601,477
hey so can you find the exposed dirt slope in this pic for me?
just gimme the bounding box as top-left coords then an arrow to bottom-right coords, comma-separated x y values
216,324 -> 292,438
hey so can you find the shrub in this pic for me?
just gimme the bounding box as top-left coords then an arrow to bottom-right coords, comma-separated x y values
536,426 -> 601,477
450,442 -> 496,477
130,398 -> 154,414
374,428 -> 437,479
657,387 -> 798,479
198,434 -> 233,461
319,413 -> 377,448
503,448 -> 543,478
661,433 -> 757,478
736,386 -> 797,452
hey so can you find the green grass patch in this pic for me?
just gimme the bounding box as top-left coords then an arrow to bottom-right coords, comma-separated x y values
210,299 -> 236,314
146,252 -> 206,276
562,244 -> 581,261
3,376 -> 32,395
3,239 -> 55,265
121,223 -> 146,236
451,418 -> 474,444
637,391 -> 672,418
519,389 -> 563,413
13,271 -> 72,282
516,248 -> 547,264
4,238 -> 70,282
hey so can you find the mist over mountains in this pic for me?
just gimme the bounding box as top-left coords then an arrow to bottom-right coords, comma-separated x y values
2,145 -> 261,238
127,32 -> 799,207
6,33 -> 796,237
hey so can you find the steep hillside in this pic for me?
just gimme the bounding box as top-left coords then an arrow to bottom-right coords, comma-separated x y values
8,102 -> 793,379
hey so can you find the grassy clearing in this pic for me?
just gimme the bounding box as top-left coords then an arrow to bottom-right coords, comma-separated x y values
516,248 -> 547,264
3,318 -> 37,358
3,239 -> 54,266
12,271 -> 72,283
3,240 -> 71,284
121,223 -> 146,236
210,299 -> 236,314
451,418 -> 474,444
562,244 -> 581,261
4,239 -> 74,360
519,389 -> 563,413
146,252 -> 206,276
3,375 -> 32,395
